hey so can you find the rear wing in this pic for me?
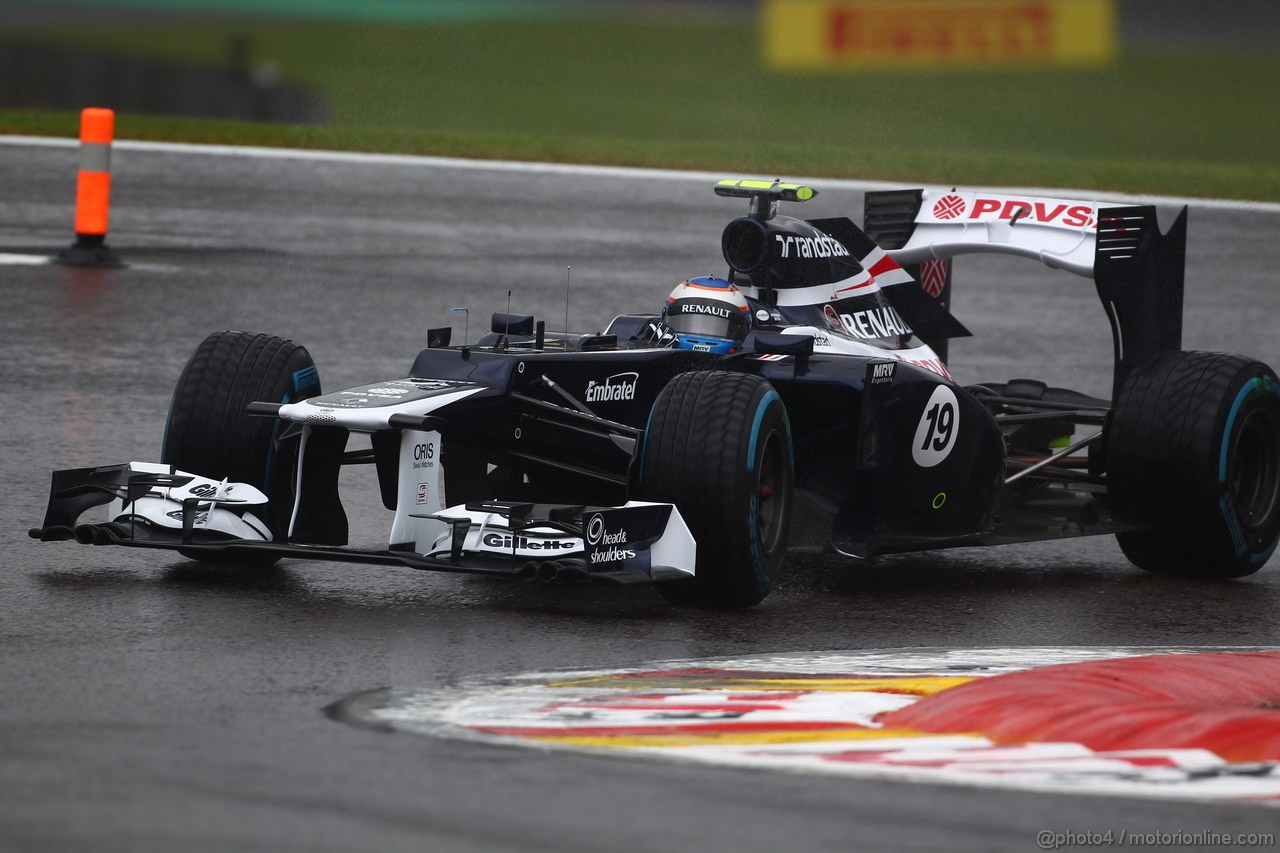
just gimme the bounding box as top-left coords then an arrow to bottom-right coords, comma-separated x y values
864,189 -> 1187,395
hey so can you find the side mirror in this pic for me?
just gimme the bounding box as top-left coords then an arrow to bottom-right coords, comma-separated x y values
490,313 -> 535,336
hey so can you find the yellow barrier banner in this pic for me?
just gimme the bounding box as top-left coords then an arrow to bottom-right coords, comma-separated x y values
764,0 -> 1116,70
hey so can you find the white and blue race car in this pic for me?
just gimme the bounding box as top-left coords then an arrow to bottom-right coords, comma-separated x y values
31,180 -> 1280,608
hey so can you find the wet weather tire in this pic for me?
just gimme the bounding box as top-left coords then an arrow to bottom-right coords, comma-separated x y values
639,371 -> 793,609
162,330 -> 322,562
1107,351 -> 1280,579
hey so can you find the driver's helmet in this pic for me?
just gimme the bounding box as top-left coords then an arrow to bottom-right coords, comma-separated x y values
661,276 -> 751,354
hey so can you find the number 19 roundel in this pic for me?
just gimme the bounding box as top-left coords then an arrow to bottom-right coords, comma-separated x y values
912,385 -> 960,468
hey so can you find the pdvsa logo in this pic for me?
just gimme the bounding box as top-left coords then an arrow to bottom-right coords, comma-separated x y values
933,194 -> 966,220
930,194 -> 1097,229
969,198 -> 1096,229
585,372 -> 638,403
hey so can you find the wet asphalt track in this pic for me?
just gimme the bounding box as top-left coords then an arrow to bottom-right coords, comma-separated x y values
4,138 -> 1280,852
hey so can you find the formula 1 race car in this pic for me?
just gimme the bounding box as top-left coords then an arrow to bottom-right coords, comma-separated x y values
30,179 -> 1280,608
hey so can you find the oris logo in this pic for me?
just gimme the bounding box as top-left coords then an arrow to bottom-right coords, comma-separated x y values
412,441 -> 435,471
933,194 -> 966,220
585,372 -> 638,404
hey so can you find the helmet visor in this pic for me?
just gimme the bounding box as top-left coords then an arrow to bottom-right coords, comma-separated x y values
667,313 -> 741,338
665,302 -> 748,340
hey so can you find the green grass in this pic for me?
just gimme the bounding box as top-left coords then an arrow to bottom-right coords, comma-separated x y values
4,18 -> 1278,201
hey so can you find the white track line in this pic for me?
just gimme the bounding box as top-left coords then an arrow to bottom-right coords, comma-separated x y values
4,133 -> 1278,213
0,253 -> 50,265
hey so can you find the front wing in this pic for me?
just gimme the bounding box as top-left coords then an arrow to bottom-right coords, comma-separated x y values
29,463 -> 696,585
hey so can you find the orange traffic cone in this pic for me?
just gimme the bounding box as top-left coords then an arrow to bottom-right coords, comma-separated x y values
56,107 -> 125,267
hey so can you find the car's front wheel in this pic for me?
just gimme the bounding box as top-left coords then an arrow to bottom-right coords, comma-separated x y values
162,330 -> 325,563
638,370 -> 793,608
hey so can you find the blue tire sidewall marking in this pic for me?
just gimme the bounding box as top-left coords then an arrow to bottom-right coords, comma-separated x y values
746,390 -> 787,586
264,366 -> 316,501
292,365 -> 319,393
637,397 -> 662,487
1218,377 -> 1260,484
1216,375 -> 1280,562
747,390 -> 781,473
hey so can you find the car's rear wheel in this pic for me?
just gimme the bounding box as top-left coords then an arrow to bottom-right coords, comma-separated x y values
1107,350 -> 1280,579
638,371 -> 793,608
162,330 -> 323,564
